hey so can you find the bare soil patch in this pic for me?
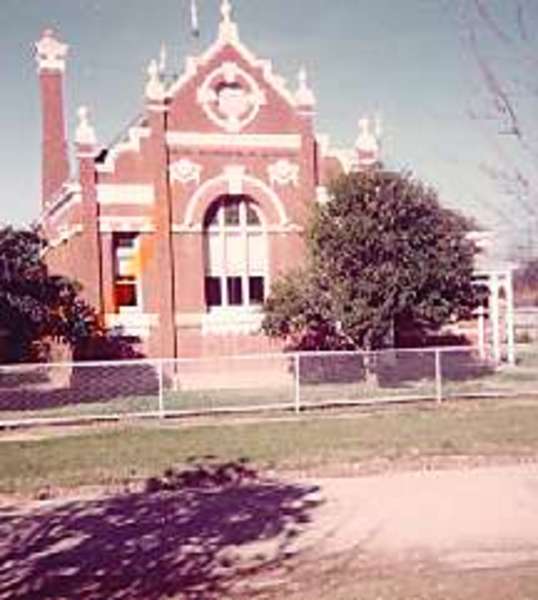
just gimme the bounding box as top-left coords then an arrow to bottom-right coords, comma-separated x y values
1,463 -> 538,599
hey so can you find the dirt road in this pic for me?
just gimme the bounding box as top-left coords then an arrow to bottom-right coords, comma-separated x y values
293,464 -> 538,569
1,462 -> 538,599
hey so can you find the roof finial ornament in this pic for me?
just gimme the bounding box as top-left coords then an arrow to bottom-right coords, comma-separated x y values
218,0 -> 239,42
221,0 -> 232,23
35,28 -> 69,72
145,59 -> 165,102
374,113 -> 383,139
159,43 -> 167,74
355,116 -> 381,169
75,106 -> 97,147
295,66 -> 316,108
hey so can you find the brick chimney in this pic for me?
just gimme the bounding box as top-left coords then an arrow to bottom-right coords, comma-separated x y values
35,29 -> 70,206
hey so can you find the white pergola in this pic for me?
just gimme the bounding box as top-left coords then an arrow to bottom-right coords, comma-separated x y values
474,266 -> 516,366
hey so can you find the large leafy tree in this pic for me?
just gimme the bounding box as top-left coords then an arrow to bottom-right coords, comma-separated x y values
0,226 -> 99,362
263,171 -> 483,350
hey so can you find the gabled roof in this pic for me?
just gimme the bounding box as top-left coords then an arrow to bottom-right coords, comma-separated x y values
166,1 -> 302,109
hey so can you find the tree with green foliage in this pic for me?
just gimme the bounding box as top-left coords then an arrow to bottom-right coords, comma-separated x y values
0,226 -> 99,362
263,171 -> 483,351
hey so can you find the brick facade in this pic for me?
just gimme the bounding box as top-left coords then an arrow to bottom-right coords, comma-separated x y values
35,3 -> 380,359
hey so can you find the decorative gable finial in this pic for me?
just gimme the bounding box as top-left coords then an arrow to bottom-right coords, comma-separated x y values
221,0 -> 233,23
295,67 -> 316,108
355,116 -> 382,168
145,59 -> 166,102
218,0 -> 239,42
159,43 -> 167,74
35,28 -> 68,72
374,113 -> 383,139
75,106 -> 97,147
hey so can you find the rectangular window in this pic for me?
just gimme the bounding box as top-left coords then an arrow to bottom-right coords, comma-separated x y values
114,278 -> 138,308
114,232 -> 138,249
227,276 -> 243,306
113,233 -> 140,311
249,276 -> 265,305
205,277 -> 222,307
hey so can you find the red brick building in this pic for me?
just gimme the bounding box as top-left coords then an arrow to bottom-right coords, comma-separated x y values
35,0 -> 381,359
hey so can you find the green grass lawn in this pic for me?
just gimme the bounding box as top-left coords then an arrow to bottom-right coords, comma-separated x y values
1,397 -> 538,495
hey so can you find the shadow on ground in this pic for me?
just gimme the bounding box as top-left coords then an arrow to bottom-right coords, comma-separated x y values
299,347 -> 495,388
0,460 -> 321,600
0,362 -> 158,413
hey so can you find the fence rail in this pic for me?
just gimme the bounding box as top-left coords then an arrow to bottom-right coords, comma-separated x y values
0,345 -> 534,427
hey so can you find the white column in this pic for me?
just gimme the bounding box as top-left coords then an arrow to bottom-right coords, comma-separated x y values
240,200 -> 249,306
490,273 -> 501,364
505,270 -> 516,366
477,304 -> 486,360
219,203 -> 229,307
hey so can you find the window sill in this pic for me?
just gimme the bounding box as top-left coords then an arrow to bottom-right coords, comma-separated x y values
202,307 -> 264,335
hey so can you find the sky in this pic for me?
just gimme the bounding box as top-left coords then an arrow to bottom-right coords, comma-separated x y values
0,0 -> 528,257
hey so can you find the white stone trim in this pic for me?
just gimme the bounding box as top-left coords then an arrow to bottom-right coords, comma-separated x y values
183,172 -> 288,227
145,59 -> 166,102
48,194 -> 82,224
316,135 -> 355,174
172,224 -> 204,233
75,106 -> 97,146
166,132 -> 301,150
43,183 -> 82,224
172,222 -> 302,234
98,217 -> 155,233
355,116 -> 381,168
224,165 -> 246,194
166,16 -> 296,109
35,29 -> 68,72
96,184 -> 154,206
201,307 -> 264,335
105,313 -> 158,339
316,185 -> 330,205
294,67 -> 316,108
175,313 -> 203,327
76,150 -> 99,159
267,159 -> 299,187
96,127 -> 151,174
146,104 -> 168,114
48,224 -> 83,248
175,223 -> 297,235
266,223 -> 303,233
169,158 -> 203,186
316,134 -> 330,157
196,61 -> 266,132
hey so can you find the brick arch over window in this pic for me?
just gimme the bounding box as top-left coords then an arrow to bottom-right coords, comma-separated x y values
183,173 -> 289,227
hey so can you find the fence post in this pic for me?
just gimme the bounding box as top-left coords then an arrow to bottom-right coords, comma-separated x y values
294,353 -> 301,414
157,359 -> 165,418
435,349 -> 443,404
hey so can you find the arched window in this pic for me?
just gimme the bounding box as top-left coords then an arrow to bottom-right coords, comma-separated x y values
204,195 -> 267,310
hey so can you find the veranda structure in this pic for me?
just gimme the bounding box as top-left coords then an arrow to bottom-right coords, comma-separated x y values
475,266 -> 516,366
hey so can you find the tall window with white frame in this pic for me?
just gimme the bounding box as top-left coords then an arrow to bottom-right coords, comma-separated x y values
204,195 -> 267,311
113,232 -> 142,312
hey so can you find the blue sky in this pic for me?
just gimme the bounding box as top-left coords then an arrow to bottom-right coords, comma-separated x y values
0,0 -> 525,255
